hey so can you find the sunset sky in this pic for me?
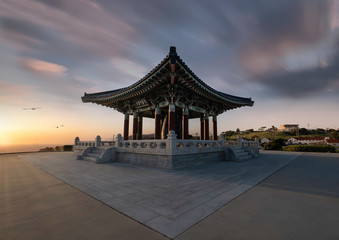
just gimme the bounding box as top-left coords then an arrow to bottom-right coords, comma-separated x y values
1,0 -> 339,146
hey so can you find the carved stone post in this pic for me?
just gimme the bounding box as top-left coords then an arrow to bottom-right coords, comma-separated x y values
95,135 -> 101,147
155,106 -> 161,139
255,137 -> 259,147
167,130 -> 177,154
200,114 -> 205,140
237,136 -> 243,147
213,115 -> 217,140
137,115 -> 143,140
168,103 -> 175,134
204,113 -> 209,140
133,111 -> 138,140
74,136 -> 79,146
116,134 -> 122,147
182,106 -> 189,139
123,113 -> 129,140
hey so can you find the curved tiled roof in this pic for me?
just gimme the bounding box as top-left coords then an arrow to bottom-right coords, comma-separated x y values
82,46 -> 254,113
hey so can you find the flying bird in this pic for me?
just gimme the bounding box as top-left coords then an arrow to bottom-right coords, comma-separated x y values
56,125 -> 64,128
23,107 -> 41,110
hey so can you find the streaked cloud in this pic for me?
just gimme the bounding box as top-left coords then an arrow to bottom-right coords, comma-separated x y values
111,58 -> 148,79
21,58 -> 67,75
0,0 -> 135,60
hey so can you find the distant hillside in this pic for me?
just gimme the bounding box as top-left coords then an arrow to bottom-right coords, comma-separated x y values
222,129 -> 337,141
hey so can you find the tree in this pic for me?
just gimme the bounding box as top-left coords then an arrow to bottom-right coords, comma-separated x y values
236,128 -> 240,133
299,128 -> 308,135
316,128 -> 325,134
251,135 -> 259,141
265,138 -> 285,150
326,128 -> 335,133
330,131 -> 339,139
221,130 -> 236,139
258,126 -> 266,131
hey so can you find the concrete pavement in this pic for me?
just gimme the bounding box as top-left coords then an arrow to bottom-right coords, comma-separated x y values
0,154 -> 168,240
177,152 -> 339,240
1,152 -> 339,239
19,151 -> 300,238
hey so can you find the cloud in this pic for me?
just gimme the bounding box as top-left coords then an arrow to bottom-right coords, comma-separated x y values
330,0 -> 339,30
21,58 -> 67,75
235,0 -> 339,98
111,58 -> 148,79
0,82 -> 39,103
0,0 -> 135,61
1,0 -> 339,100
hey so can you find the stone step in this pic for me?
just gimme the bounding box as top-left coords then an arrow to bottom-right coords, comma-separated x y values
83,156 -> 97,162
87,153 -> 101,158
236,151 -> 250,157
233,149 -> 247,154
231,147 -> 242,150
92,148 -> 104,154
237,154 -> 252,161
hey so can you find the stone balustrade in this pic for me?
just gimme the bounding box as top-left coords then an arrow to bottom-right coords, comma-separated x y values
101,141 -> 114,147
74,132 -> 259,155
225,140 -> 238,146
113,131 -> 225,155
74,132 -> 260,168
75,141 -> 96,147
74,136 -> 114,148
243,139 -> 259,147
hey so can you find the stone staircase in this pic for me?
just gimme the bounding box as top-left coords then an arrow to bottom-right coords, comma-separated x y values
82,147 -> 104,162
225,146 -> 253,161
77,147 -> 116,164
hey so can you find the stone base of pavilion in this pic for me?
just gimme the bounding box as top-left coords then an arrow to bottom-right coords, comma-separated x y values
74,131 -> 260,169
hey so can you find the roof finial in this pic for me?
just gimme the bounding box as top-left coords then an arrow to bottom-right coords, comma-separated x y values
170,46 -> 176,54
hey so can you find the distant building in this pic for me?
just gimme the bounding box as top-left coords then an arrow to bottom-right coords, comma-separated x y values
286,137 -> 328,145
326,139 -> 339,149
280,124 -> 299,132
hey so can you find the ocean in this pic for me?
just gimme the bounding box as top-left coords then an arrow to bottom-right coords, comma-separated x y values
0,144 -> 66,154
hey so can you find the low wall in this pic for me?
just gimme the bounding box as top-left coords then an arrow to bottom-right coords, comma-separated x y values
115,151 -> 224,169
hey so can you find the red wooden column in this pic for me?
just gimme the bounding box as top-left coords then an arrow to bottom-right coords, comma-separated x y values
200,114 -> 205,140
204,113 -> 209,140
213,115 -> 218,140
182,106 -> 189,139
154,106 -> 161,139
123,113 -> 129,140
132,111 -> 138,140
137,115 -> 143,140
168,103 -> 175,134
168,46 -> 176,137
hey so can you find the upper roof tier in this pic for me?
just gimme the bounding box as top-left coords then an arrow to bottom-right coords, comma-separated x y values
82,46 -> 254,118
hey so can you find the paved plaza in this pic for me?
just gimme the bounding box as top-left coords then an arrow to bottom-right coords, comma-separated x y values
1,151 -> 339,239
20,151 -> 298,238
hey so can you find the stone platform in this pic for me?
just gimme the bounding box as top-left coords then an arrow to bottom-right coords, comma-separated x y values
19,151 -> 300,238
74,134 -> 259,168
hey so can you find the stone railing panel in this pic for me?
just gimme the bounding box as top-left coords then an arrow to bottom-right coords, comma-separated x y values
74,135 -> 259,156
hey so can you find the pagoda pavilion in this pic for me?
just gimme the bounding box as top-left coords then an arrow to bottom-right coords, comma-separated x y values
81,46 -> 253,141
75,47 -> 257,168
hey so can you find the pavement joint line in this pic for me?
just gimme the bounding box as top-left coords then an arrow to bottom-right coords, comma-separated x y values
174,152 -> 303,239
17,153 -> 169,239
17,151 -> 302,238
